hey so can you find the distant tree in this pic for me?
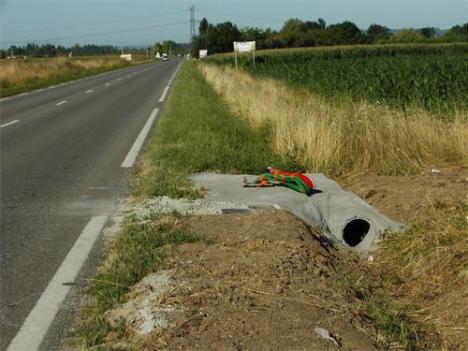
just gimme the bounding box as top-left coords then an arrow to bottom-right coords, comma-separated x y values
206,22 -> 242,54
387,29 -> 425,43
199,18 -> 209,35
240,26 -> 276,49
420,27 -> 437,38
304,28 -> 333,46
437,23 -> 467,42
280,18 -> 306,46
327,21 -> 365,44
262,34 -> 285,49
450,23 -> 468,36
71,44 -> 82,56
317,18 -> 326,29
304,19 -> 326,31
367,24 -> 391,43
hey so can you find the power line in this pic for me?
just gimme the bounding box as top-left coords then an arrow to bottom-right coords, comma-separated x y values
2,9 -> 187,36
0,21 -> 186,46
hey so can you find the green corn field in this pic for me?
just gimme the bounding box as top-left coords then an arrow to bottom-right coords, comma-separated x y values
210,43 -> 468,115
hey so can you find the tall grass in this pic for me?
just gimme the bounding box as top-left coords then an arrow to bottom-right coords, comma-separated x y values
377,202 -> 468,349
0,56 -> 130,97
211,43 -> 468,114
132,62 -> 295,198
201,64 -> 468,176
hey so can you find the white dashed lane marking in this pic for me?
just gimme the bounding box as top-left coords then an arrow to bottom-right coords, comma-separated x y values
0,120 -> 20,128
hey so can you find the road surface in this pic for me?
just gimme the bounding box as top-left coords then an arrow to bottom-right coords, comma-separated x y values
0,58 -> 182,350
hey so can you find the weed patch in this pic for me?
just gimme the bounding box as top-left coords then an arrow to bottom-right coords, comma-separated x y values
69,214 -> 201,348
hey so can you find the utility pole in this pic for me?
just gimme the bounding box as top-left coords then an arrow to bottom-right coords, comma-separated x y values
189,5 -> 196,46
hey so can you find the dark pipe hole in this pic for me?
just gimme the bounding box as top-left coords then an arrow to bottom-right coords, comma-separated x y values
343,219 -> 370,247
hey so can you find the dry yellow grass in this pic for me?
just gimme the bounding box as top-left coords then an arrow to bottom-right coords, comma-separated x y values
377,202 -> 468,350
0,56 -> 127,89
201,64 -> 468,176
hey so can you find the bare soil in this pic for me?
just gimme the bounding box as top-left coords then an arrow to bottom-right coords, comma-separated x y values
145,211 -> 379,351
340,167 -> 468,222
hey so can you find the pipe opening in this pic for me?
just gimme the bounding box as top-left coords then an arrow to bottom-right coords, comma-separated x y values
343,219 -> 370,247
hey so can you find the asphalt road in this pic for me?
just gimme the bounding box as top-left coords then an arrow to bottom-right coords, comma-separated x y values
0,58 -> 182,350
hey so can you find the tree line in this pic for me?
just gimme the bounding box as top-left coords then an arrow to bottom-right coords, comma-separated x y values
192,18 -> 468,56
1,41 -> 191,59
0,43 -> 141,59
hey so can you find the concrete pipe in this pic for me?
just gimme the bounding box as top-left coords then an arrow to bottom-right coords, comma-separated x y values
190,173 -> 403,254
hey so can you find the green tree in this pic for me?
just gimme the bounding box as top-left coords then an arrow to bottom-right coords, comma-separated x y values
420,27 -> 437,38
444,23 -> 468,41
327,21 -> 365,44
206,22 -> 241,54
367,24 -> 391,43
199,18 -> 209,35
388,29 -> 425,43
280,18 -> 306,46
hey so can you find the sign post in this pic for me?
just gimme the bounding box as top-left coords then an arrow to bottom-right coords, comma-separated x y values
233,41 -> 256,70
199,49 -> 208,59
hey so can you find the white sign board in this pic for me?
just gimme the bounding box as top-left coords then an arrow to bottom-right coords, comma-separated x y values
199,49 -> 208,59
233,41 -> 256,53
120,54 -> 132,61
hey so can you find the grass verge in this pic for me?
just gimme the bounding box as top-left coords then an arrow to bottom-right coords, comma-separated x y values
69,214 -> 201,348
0,57 -> 141,98
132,61 -> 298,198
201,64 -> 467,176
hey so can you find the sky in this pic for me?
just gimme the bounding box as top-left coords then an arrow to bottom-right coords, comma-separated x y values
0,0 -> 466,48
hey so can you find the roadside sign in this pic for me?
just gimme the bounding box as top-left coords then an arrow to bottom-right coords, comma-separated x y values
233,41 -> 256,53
233,41 -> 256,69
199,49 -> 208,59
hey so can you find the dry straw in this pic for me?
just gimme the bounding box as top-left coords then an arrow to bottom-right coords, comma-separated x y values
201,64 -> 468,176
0,57 -> 122,88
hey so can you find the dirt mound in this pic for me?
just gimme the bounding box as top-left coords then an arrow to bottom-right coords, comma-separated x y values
340,167 -> 468,222
132,211 -> 380,350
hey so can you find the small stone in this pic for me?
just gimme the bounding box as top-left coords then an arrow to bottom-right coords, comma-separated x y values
314,327 -> 339,347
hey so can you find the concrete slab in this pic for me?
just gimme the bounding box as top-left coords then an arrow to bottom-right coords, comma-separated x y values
190,173 -> 403,254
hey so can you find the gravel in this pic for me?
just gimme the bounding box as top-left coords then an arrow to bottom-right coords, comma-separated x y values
126,196 -> 251,218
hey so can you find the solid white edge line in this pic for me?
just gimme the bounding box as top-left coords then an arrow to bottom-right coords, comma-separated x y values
121,108 -> 159,168
7,216 -> 108,351
56,100 -> 67,106
168,62 -> 182,86
158,86 -> 170,102
86,89 -> 93,94
0,120 -> 20,128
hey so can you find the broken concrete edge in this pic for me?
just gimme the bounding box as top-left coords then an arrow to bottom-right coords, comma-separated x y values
189,173 -> 404,255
